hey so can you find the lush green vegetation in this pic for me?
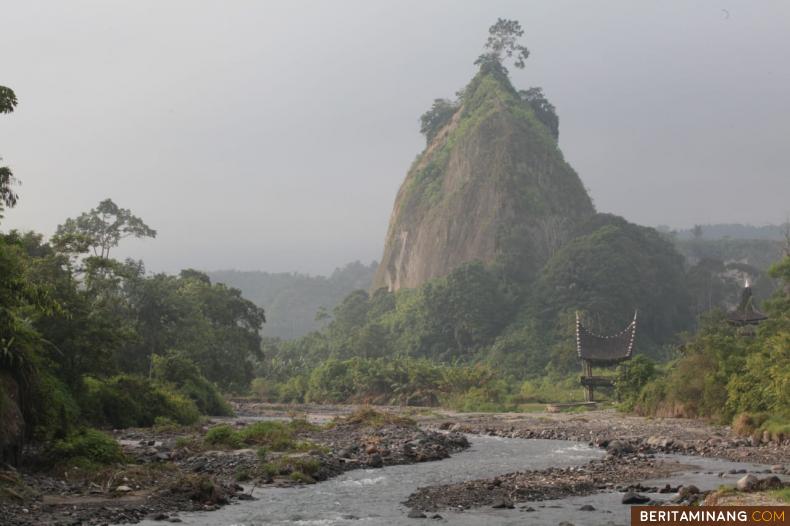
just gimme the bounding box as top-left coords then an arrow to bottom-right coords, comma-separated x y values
247,23 -> 783,416
0,87 -> 265,466
204,420 -> 319,452
3,16 -> 787,480
617,255 -> 789,437
47,428 -> 126,468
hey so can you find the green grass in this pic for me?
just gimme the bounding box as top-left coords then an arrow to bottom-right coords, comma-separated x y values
48,428 -> 126,468
770,488 -> 790,504
203,419 -> 323,452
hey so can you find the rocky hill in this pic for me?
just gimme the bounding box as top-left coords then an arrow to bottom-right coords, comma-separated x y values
373,65 -> 594,291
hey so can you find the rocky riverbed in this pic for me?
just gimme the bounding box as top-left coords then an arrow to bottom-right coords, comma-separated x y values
405,452 -> 689,512
1,403 -> 787,525
424,409 -> 790,465
0,407 -> 468,526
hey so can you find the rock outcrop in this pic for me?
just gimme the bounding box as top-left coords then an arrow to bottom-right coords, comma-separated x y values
373,67 -> 594,291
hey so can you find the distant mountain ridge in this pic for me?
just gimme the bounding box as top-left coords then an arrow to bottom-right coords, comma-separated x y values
663,223 -> 787,241
208,261 -> 376,339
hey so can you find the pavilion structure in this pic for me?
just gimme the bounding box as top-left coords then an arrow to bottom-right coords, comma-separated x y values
576,311 -> 638,402
727,282 -> 767,336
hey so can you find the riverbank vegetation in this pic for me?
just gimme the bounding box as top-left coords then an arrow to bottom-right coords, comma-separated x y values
1,83 -> 265,468
617,256 -> 790,438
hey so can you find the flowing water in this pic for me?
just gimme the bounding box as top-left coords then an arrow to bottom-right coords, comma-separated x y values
132,435 -> 783,526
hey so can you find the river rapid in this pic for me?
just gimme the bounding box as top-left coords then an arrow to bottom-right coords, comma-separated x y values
130,434 -> 781,526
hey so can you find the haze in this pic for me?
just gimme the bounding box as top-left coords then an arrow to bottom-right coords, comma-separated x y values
2,0 -> 789,275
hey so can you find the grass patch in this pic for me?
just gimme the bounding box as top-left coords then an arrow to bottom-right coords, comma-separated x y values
732,412 -> 790,442
770,488 -> 790,504
260,454 -> 322,482
204,425 -> 243,448
335,408 -> 416,428
203,419 -> 322,452
289,471 -> 315,483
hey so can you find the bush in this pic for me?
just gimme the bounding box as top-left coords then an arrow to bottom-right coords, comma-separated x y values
151,354 -> 232,416
615,355 -> 657,410
28,371 -> 80,441
80,375 -> 200,428
733,412 -> 790,443
263,454 -> 321,480
204,420 -> 320,451
49,428 -> 125,466
204,425 -> 242,449
337,408 -> 415,428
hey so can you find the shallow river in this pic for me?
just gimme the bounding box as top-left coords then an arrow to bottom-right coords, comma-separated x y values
133,435 -> 780,526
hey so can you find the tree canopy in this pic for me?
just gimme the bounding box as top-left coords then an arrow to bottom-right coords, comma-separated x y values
53,198 -> 157,259
475,18 -> 530,71
0,86 -> 19,215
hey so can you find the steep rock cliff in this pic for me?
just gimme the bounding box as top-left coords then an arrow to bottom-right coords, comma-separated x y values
373,67 -> 595,291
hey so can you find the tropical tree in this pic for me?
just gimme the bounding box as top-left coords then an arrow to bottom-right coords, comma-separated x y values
1,85 -> 19,216
419,98 -> 458,143
520,87 -> 559,140
53,198 -> 156,259
475,18 -> 530,71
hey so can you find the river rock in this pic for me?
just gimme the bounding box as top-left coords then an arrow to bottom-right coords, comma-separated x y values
770,465 -> 786,474
736,474 -> 758,491
646,436 -> 673,448
622,492 -> 650,504
607,440 -> 632,455
579,504 -> 596,511
408,510 -> 427,518
678,485 -> 699,498
756,475 -> 783,490
491,496 -> 515,509
115,485 -> 133,493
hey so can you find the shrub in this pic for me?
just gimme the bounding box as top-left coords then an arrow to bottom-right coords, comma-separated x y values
152,354 -> 232,416
27,371 -> 80,441
80,375 -> 200,428
203,420 -> 319,452
49,428 -> 125,466
337,407 -> 416,428
615,355 -> 657,410
204,425 -> 242,449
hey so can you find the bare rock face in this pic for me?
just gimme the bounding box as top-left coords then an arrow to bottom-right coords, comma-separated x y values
373,69 -> 594,291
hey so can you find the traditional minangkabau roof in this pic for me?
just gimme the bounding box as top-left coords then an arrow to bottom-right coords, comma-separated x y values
576,311 -> 637,365
727,286 -> 767,326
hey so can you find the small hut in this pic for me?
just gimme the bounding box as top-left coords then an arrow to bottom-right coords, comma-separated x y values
727,282 -> 767,335
576,311 -> 637,402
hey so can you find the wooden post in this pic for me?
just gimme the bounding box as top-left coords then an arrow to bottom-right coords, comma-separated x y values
583,360 -> 594,402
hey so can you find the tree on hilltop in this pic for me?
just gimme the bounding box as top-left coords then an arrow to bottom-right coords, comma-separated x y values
475,18 -> 530,71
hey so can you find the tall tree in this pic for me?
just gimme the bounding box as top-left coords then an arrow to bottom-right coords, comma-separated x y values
475,18 -> 530,71
53,198 -> 157,259
0,86 -> 19,216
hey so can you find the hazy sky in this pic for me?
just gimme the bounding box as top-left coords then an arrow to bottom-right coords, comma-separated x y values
2,1 -> 789,275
